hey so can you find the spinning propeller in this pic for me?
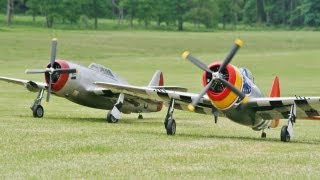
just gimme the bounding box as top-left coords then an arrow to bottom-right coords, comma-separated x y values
182,39 -> 245,111
25,38 -> 77,102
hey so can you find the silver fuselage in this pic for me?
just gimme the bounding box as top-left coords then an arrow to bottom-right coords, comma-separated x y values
52,61 -> 160,114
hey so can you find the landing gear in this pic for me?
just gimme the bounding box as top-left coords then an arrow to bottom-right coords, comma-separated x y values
138,114 -> 143,119
280,125 -> 290,142
261,131 -> 267,138
33,105 -> 44,118
166,118 -> 176,135
164,99 -> 176,135
280,104 -> 296,142
107,111 -> 119,123
106,93 -> 124,123
31,89 -> 44,118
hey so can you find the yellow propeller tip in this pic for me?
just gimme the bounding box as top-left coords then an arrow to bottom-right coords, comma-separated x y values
188,104 -> 195,112
234,38 -> 244,47
182,51 -> 190,60
52,38 -> 58,41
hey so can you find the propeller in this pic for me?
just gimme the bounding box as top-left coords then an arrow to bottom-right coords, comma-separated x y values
182,38 -> 245,111
25,38 -> 77,102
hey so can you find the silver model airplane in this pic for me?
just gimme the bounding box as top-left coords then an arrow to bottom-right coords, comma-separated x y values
0,38 -> 187,123
2,38 -> 320,142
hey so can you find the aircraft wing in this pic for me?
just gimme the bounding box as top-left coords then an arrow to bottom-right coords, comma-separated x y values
246,97 -> 320,120
0,76 -> 47,92
94,81 -> 218,115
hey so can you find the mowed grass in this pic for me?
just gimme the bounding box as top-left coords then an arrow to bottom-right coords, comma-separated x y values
1,28 -> 320,178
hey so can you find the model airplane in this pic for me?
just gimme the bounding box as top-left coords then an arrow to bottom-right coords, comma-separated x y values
0,38 -> 187,123
1,38 -> 320,142
94,39 -> 320,142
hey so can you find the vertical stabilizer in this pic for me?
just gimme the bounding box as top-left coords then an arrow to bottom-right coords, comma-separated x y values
269,76 -> 280,128
148,70 -> 164,112
148,70 -> 164,86
269,76 -> 280,97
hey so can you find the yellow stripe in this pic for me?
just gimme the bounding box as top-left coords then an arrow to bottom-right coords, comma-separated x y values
211,66 -> 243,109
188,104 -> 195,112
242,96 -> 249,103
181,51 -> 190,60
234,38 -> 244,47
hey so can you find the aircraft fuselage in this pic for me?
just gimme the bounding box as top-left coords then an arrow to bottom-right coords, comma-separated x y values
50,60 -> 161,114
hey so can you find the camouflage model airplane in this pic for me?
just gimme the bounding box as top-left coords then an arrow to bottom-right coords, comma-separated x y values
95,39 -> 320,142
1,38 -> 320,142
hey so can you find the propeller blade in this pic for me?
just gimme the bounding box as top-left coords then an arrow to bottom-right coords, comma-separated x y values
46,74 -> 52,102
218,38 -> 243,73
25,69 -> 50,74
53,68 -> 77,74
50,38 -> 58,67
188,78 -> 215,111
219,78 -> 245,100
182,51 -> 213,73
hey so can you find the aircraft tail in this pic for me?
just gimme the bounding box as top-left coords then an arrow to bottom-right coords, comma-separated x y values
269,76 -> 280,128
148,70 -> 164,87
148,70 -> 164,112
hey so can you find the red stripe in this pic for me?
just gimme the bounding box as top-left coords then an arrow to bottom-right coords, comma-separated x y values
159,72 -> 164,86
45,60 -> 70,92
203,62 -> 237,101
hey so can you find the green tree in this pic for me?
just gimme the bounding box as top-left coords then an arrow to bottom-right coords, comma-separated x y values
39,0 -> 63,28
81,0 -> 110,29
136,0 -> 154,27
243,0 -> 256,24
61,0 -> 83,24
175,0 -> 190,31
256,0 -> 266,23
185,0 -> 220,29
120,0 -> 138,28
218,0 -> 237,29
298,0 -> 320,26
6,0 -> 14,25
26,0 -> 40,22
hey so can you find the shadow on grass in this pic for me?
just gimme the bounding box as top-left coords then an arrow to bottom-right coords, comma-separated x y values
18,114 -> 163,125
17,114 -> 320,145
146,130 -> 320,145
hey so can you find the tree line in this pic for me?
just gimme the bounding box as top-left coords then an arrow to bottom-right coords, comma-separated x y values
2,0 -> 320,30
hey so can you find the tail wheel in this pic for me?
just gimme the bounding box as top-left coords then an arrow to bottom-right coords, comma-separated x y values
280,125 -> 290,142
261,131 -> 266,138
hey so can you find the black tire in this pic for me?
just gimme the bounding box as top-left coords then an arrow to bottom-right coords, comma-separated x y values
106,111 -> 118,123
280,125 -> 290,142
166,118 -> 176,135
261,132 -> 267,138
33,105 -> 44,118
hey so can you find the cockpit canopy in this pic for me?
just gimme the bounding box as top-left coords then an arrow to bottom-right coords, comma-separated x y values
88,63 -> 115,78
240,67 -> 254,83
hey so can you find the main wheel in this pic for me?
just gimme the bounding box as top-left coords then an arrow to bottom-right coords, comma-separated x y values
280,125 -> 290,142
32,105 -> 44,118
166,118 -> 176,135
106,111 -> 119,123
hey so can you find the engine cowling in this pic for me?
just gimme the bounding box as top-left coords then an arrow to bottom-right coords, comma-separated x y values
45,60 -> 70,92
202,62 -> 243,110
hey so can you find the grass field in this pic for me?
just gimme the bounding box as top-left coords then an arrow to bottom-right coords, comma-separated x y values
1,28 -> 320,178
